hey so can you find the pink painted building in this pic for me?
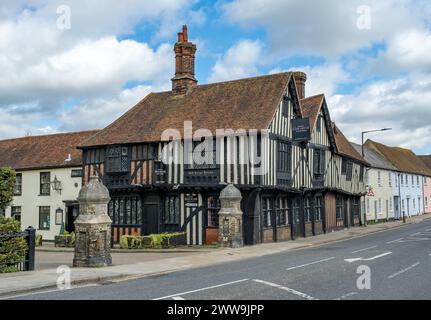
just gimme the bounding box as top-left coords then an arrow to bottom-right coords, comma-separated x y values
419,156 -> 431,213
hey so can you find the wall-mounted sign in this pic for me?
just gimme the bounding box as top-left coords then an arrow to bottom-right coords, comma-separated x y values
292,118 -> 311,142
55,208 -> 64,225
185,193 -> 198,208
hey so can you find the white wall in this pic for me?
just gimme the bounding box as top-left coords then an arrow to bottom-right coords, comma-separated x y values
365,168 -> 396,221
5,167 -> 82,240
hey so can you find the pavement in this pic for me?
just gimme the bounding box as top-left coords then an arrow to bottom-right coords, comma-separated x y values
1,214 -> 430,299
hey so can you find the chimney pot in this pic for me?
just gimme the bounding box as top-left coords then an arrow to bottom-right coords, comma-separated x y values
172,25 -> 197,95
293,71 -> 307,100
182,25 -> 188,41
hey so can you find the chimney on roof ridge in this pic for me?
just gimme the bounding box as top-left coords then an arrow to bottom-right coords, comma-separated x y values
293,71 -> 307,100
172,25 -> 197,95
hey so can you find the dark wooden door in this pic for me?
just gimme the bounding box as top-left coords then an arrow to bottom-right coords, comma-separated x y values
66,205 -> 78,233
144,204 -> 159,235
291,198 -> 302,239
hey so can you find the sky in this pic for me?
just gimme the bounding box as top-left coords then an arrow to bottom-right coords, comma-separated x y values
0,0 -> 430,154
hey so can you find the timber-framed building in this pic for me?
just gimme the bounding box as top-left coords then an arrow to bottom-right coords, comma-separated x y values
78,26 -> 368,245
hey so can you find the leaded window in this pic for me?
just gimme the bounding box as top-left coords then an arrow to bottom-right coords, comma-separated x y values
276,197 -> 289,226
314,196 -> 323,221
263,197 -> 273,228
346,162 -> 353,181
164,195 -> 180,225
106,146 -> 129,173
336,196 -> 343,220
277,140 -> 292,185
207,196 -> 221,227
40,172 -> 50,196
304,197 -> 312,223
313,149 -> 325,179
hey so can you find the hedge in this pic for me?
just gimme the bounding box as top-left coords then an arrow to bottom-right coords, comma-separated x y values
0,216 -> 27,273
120,232 -> 187,249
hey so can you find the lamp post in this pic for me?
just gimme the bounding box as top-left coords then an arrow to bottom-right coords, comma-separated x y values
361,128 -> 393,157
361,128 -> 393,226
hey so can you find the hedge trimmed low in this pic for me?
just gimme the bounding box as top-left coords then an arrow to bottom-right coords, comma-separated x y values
0,216 -> 27,273
120,232 -> 187,249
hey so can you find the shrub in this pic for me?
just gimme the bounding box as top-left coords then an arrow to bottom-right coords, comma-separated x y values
119,232 -> 187,249
35,234 -> 43,247
0,216 -> 27,273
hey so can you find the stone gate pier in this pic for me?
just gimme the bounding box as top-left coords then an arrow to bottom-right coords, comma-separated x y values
73,176 -> 112,267
218,184 -> 244,248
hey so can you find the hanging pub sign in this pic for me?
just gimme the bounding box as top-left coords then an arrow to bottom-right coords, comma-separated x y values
292,118 -> 311,142
185,193 -> 198,208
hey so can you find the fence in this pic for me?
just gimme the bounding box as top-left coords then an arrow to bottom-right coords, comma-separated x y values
0,226 -> 35,272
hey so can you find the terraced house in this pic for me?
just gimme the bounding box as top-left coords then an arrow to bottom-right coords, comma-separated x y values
0,130 -> 98,240
78,26 -> 368,246
365,140 -> 431,219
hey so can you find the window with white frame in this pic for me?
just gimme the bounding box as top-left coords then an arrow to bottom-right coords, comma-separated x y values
388,172 -> 392,187
377,171 -> 381,186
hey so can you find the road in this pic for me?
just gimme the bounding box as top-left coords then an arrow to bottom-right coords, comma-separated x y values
14,219 -> 431,300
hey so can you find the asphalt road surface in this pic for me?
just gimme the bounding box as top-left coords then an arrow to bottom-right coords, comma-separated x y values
14,219 -> 431,300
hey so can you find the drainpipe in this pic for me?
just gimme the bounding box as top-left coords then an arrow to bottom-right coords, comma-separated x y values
398,172 -> 405,223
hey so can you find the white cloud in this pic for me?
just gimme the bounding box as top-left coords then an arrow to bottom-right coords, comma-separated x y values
330,72 -> 431,150
208,39 -> 263,82
57,84 -> 167,132
221,0 -> 431,59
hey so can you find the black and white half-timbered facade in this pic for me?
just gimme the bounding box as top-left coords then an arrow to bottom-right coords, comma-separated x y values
78,26 -> 368,245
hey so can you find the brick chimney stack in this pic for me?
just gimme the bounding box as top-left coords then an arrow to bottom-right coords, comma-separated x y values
172,25 -> 197,95
293,71 -> 307,100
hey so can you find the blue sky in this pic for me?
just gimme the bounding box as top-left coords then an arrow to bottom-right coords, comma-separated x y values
0,0 -> 430,154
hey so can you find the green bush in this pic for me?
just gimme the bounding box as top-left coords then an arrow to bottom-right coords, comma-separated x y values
119,232 -> 186,249
35,234 -> 42,247
0,216 -> 27,273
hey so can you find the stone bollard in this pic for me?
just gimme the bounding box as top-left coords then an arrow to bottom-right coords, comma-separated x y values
73,176 -> 112,267
218,184 -> 244,248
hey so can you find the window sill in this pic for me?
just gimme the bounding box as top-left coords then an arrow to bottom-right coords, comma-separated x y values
38,194 -> 51,197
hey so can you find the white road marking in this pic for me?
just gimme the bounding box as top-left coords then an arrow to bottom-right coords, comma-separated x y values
253,279 -> 318,300
152,279 -> 249,300
172,296 -> 185,300
334,292 -> 358,300
286,257 -> 335,271
387,238 -> 404,244
351,246 -> 377,254
387,262 -> 420,279
344,251 -> 392,263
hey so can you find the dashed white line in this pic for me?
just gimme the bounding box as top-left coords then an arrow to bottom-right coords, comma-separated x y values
387,238 -> 404,244
345,252 -> 392,263
351,246 -> 377,254
172,296 -> 185,300
387,262 -> 420,279
334,292 -> 358,300
253,279 -> 318,300
152,279 -> 249,300
286,257 -> 335,271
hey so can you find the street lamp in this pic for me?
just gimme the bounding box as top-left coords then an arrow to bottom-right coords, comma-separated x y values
361,128 -> 392,157
361,128 -> 392,227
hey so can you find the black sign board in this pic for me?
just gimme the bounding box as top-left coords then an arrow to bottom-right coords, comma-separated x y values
185,193 -> 198,208
292,118 -> 311,142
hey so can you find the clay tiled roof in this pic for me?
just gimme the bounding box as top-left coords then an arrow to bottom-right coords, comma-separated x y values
419,155 -> 431,173
333,124 -> 367,164
79,73 -> 293,147
301,94 -> 324,132
0,130 -> 99,171
366,140 -> 431,176
351,142 -> 397,171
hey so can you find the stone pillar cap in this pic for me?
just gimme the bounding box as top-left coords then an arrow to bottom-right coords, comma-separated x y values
78,176 -> 110,203
220,183 -> 242,199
